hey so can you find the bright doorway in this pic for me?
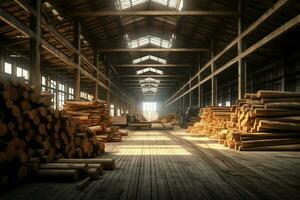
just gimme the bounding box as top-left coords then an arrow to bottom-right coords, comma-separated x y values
142,102 -> 158,121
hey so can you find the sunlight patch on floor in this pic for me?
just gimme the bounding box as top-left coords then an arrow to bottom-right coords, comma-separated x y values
115,145 -> 191,155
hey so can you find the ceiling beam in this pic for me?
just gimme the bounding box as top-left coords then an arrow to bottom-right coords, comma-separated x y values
120,75 -> 183,78
72,10 -> 239,17
113,64 -> 193,67
100,48 -> 209,52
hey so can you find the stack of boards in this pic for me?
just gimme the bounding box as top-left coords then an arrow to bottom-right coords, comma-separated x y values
187,90 -> 300,151
0,74 -> 108,188
64,101 -> 125,143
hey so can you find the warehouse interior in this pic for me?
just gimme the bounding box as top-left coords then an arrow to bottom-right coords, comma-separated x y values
0,0 -> 300,199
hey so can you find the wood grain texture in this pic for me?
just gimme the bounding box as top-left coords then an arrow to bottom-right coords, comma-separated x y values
1,129 -> 300,200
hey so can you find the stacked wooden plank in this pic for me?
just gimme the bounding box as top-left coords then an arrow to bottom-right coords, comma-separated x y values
64,101 -> 122,143
64,101 -> 110,130
187,107 -> 234,139
0,74 -> 106,187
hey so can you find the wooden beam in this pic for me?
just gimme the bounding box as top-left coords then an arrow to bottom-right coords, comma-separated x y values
29,0 -> 41,89
100,48 -> 209,52
113,64 -> 192,67
165,0 -> 291,105
241,14 -> 300,58
0,7 -> 35,37
120,75 -> 183,78
165,14 -> 300,107
72,10 -> 238,17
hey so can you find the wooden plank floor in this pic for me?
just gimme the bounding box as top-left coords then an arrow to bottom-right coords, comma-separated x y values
1,129 -> 300,200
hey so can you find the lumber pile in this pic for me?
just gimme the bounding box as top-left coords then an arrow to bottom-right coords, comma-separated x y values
0,74 -> 106,187
228,90 -> 300,151
187,90 -> 300,151
158,113 -> 179,125
187,106 -> 234,139
64,101 -> 123,143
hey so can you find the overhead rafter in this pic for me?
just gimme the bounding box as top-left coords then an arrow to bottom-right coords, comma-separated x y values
120,75 -> 183,78
71,10 -> 239,17
100,48 -> 209,52
113,64 -> 193,67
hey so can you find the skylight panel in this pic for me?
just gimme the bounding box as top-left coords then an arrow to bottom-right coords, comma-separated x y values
141,83 -> 159,87
150,36 -> 161,46
132,55 -> 167,64
116,0 -> 148,10
136,68 -> 163,75
126,35 -> 174,48
139,36 -> 149,46
140,78 -> 160,83
116,0 -> 183,10
142,87 -> 158,93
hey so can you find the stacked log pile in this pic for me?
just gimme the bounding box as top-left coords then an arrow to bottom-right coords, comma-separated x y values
0,74 -> 106,187
64,101 -> 122,143
187,107 -> 234,140
229,90 -> 300,151
187,90 -> 300,151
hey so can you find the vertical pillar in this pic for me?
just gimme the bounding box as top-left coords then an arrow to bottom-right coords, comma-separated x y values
0,47 -> 4,72
281,64 -> 285,91
200,86 -> 204,108
56,79 -> 59,109
189,74 -> 192,107
238,0 -> 246,99
198,61 -> 201,107
74,20 -> 81,100
94,49 -> 99,101
107,69 -> 111,104
30,0 -> 41,89
211,40 -> 217,105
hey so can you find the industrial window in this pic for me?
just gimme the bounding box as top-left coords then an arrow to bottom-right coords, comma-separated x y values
218,103 -> 222,106
41,76 -> 47,92
226,101 -> 231,107
4,62 -> 12,74
117,109 -> 121,116
127,35 -> 173,48
110,104 -> 115,116
132,55 -> 167,64
16,67 -> 29,80
137,67 -> 163,75
57,83 -> 65,110
68,87 -> 74,100
50,80 -> 57,109
80,91 -> 93,101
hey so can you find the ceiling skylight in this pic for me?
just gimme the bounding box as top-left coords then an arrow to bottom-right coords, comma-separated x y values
141,83 -> 159,87
115,0 -> 148,10
115,0 -> 184,10
140,78 -> 160,84
127,35 -> 174,48
152,0 -> 183,10
137,68 -> 163,75
142,87 -> 158,93
133,55 -> 167,64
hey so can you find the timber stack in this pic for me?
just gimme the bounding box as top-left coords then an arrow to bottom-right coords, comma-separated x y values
64,101 -> 122,143
0,74 -> 107,187
187,106 -> 234,140
187,90 -> 300,151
